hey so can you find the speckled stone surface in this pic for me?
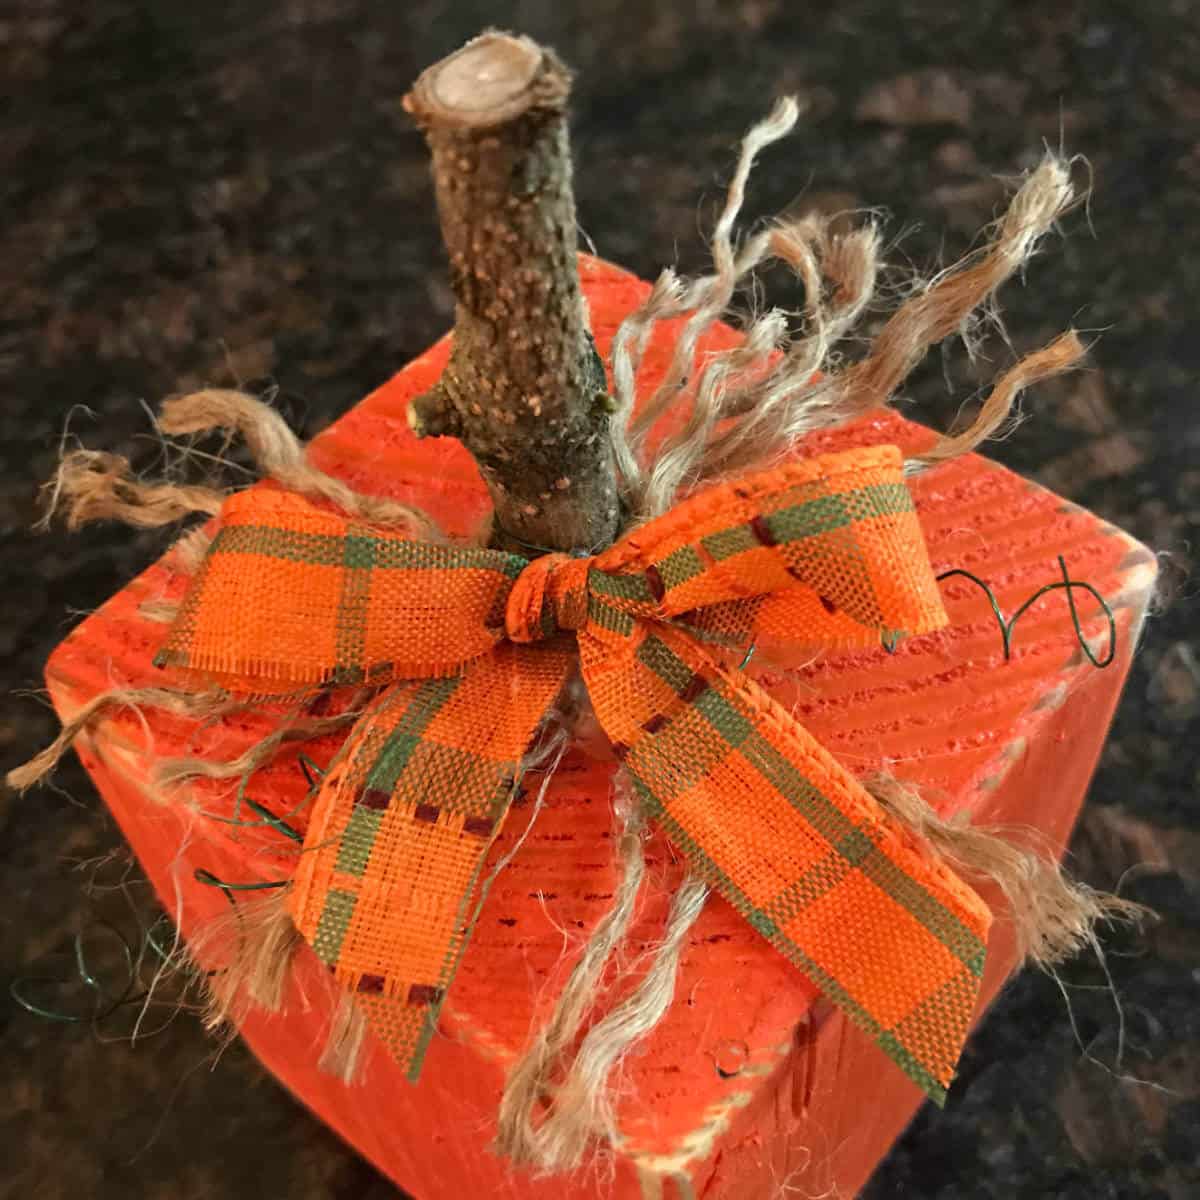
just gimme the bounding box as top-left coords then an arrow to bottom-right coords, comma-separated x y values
3,4 -> 1198,1197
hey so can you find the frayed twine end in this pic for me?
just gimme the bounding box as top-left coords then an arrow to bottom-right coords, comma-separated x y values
318,990 -> 370,1085
5,687 -> 231,795
34,389 -> 440,543
611,108 -> 1084,523
38,448 -> 224,533
188,887 -> 300,1034
157,390 -> 438,537
867,773 -> 1147,969
495,774 -> 648,1169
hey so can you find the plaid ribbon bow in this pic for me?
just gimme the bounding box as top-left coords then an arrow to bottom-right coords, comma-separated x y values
159,443 -> 991,1102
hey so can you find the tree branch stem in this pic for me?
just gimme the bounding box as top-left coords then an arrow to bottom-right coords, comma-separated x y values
404,32 -> 620,554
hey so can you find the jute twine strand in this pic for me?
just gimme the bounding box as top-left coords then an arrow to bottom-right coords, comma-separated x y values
42,390 -> 438,541
496,777 -> 648,1164
156,390 -> 439,537
152,710 -> 362,793
9,392 -> 441,799
40,449 -> 224,531
905,331 -> 1084,474
188,887 -> 301,1034
7,688 -> 230,794
500,875 -> 709,1172
610,101 -> 1085,523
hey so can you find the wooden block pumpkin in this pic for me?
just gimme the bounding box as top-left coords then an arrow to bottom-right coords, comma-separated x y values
43,255 -> 1155,1199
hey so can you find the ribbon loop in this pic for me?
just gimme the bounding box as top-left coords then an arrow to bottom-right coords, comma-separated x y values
157,485 -> 527,691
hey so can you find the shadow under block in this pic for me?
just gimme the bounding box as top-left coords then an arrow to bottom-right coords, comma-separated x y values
45,256 -> 1155,1199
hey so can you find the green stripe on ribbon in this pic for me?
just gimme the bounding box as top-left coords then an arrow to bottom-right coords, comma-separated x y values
763,493 -> 850,542
362,676 -> 463,797
656,544 -> 707,592
335,531 -> 375,675
634,634 -> 696,693
738,727 -> 985,973
589,570 -> 657,604
335,807 -> 385,876
311,888 -> 358,966
842,481 -> 914,521
695,482 -> 916,565
211,523 -> 525,578
587,596 -> 637,635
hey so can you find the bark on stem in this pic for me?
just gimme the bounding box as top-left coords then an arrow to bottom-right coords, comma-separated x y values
404,32 -> 620,554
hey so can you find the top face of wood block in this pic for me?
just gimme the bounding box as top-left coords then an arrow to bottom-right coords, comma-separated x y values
46,255 -> 1156,1169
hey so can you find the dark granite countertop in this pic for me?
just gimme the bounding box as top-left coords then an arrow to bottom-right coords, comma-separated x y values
3,3 -> 1198,1197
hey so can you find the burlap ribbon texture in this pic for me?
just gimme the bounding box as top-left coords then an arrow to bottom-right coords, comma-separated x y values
157,442 -> 992,1104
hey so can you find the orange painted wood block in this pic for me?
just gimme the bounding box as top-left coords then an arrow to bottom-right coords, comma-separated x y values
45,257 -> 1155,1199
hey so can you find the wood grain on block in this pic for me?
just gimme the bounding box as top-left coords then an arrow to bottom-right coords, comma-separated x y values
46,256 -> 1156,1199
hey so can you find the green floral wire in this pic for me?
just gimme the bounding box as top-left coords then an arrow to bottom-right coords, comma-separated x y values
12,921 -> 140,1024
191,759 -> 326,890
201,795 -> 305,842
13,777 -> 311,1025
937,555 -> 1116,668
143,913 -> 191,967
199,752 -> 321,840
192,869 -> 290,893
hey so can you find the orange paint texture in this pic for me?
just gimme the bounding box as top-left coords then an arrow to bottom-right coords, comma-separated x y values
46,257 -> 1156,1198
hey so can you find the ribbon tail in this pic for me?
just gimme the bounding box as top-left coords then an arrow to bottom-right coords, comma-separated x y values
580,621 -> 992,1103
287,644 -> 572,1080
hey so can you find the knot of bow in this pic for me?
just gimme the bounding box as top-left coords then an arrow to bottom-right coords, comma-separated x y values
502,551 -> 592,643
159,443 -> 991,1102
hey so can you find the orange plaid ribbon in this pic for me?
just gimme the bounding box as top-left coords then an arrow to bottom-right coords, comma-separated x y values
159,444 -> 992,1102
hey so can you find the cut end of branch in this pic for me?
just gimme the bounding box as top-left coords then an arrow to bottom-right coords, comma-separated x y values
403,31 -> 570,131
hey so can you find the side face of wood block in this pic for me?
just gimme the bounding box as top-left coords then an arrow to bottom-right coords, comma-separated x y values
45,256 -> 1156,1200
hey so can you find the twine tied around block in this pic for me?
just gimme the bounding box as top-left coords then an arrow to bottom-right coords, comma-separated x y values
8,102 -> 1146,1175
